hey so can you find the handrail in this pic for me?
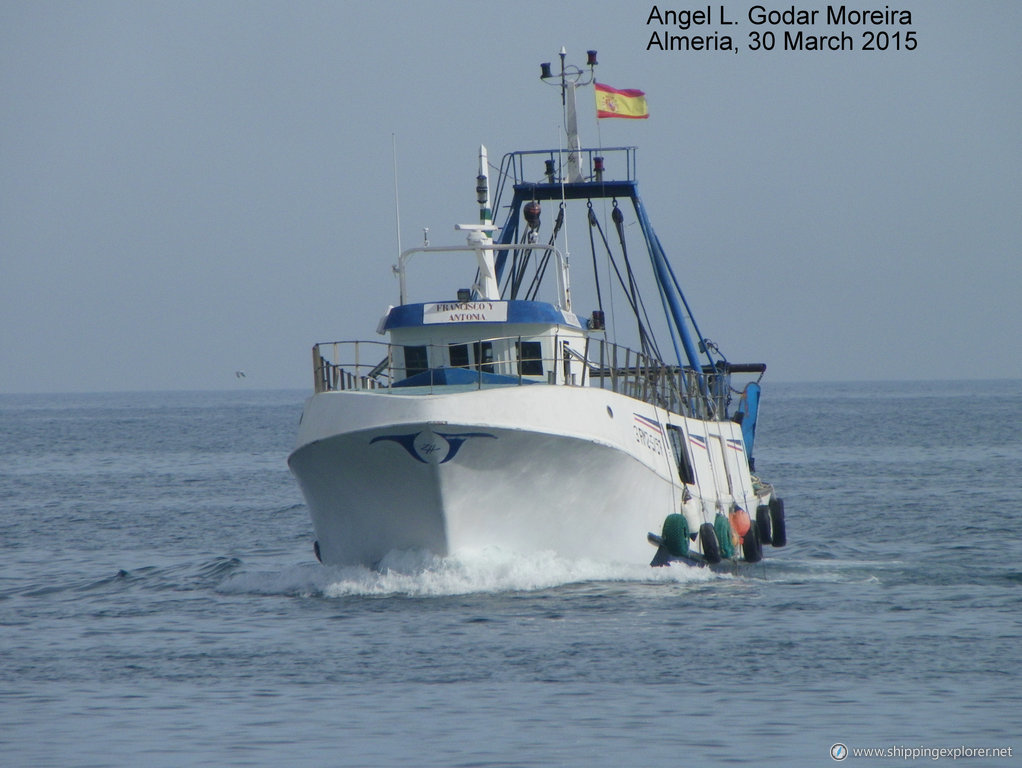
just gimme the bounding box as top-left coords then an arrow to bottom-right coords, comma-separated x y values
491,146 -> 638,223
397,243 -> 567,308
309,334 -> 744,419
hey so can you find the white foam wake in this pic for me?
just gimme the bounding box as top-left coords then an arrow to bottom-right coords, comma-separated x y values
220,547 -> 718,598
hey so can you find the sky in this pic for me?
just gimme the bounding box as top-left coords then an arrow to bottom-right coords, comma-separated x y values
2,0 -> 1020,393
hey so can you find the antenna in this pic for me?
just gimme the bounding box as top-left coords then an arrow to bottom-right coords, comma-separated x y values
392,133 -> 402,260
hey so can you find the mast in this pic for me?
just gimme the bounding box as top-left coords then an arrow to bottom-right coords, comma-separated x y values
458,144 -> 501,300
561,50 -> 584,183
541,47 -> 598,183
488,51 -> 719,412
457,224 -> 500,300
477,145 -> 491,224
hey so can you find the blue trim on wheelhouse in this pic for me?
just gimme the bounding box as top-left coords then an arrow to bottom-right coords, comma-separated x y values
383,299 -> 583,331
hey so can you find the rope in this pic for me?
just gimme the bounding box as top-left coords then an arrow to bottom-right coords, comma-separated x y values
586,203 -> 604,312
509,229 -> 539,300
586,201 -> 662,362
611,201 -> 663,362
524,204 -> 564,302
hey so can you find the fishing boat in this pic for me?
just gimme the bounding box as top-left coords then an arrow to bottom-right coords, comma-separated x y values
288,50 -> 786,568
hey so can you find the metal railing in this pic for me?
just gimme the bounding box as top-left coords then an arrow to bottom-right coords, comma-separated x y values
494,146 -> 637,190
311,335 -> 733,419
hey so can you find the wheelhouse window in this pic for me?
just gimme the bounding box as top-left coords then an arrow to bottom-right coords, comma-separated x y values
473,341 -> 495,372
516,341 -> 544,376
449,343 -> 470,369
403,345 -> 428,377
666,425 -> 696,484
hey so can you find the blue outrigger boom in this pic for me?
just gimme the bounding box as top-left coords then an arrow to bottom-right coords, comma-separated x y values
489,145 -> 764,429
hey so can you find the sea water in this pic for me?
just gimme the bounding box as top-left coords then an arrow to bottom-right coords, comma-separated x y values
1,382 -> 1019,767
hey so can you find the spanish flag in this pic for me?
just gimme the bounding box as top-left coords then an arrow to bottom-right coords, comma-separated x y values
594,82 -> 649,119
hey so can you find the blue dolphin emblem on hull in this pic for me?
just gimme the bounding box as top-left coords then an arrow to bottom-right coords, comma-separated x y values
370,431 -> 496,464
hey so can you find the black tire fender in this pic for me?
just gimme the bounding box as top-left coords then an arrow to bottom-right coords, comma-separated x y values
756,504 -> 772,545
769,498 -> 787,547
699,522 -> 722,564
743,521 -> 763,563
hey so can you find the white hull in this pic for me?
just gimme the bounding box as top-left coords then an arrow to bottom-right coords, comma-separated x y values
288,118 -> 783,567
289,384 -> 767,567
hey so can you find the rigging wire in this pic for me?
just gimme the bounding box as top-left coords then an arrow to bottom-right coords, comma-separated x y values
611,201 -> 663,360
586,205 -> 605,312
586,201 -> 662,362
498,213 -> 520,297
593,106 -> 618,346
525,204 -> 564,301
509,217 -> 539,300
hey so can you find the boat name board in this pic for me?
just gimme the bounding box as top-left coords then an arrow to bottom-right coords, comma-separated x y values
424,301 -> 508,324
